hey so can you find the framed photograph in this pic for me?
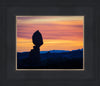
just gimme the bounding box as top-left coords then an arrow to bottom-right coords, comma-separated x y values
16,16 -> 84,70
0,1 -> 100,86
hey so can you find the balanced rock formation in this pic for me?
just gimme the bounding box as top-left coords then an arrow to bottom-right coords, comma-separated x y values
29,30 -> 43,65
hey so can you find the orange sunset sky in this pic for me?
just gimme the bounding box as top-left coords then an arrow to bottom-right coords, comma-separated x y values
16,16 -> 84,52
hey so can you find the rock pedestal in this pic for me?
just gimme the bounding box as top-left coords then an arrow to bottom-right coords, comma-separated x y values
29,46 -> 40,65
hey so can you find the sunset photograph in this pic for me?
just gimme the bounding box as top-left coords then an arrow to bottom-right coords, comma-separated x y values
16,16 -> 84,70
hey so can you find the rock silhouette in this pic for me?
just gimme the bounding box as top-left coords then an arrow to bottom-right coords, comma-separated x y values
29,30 -> 43,65
32,30 -> 43,47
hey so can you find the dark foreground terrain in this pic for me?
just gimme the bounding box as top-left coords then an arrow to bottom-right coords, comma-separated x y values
17,49 -> 83,69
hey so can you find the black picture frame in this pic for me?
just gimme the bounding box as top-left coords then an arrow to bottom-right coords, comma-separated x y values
0,0 -> 100,86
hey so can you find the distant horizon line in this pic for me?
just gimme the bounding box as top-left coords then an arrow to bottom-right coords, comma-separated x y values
17,48 -> 83,53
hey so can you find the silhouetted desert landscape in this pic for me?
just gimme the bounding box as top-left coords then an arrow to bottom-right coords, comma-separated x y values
17,49 -> 83,69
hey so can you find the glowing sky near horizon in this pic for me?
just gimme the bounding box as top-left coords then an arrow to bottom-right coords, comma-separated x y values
16,16 -> 84,52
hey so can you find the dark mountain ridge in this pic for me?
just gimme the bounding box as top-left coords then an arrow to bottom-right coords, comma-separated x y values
17,49 -> 83,69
